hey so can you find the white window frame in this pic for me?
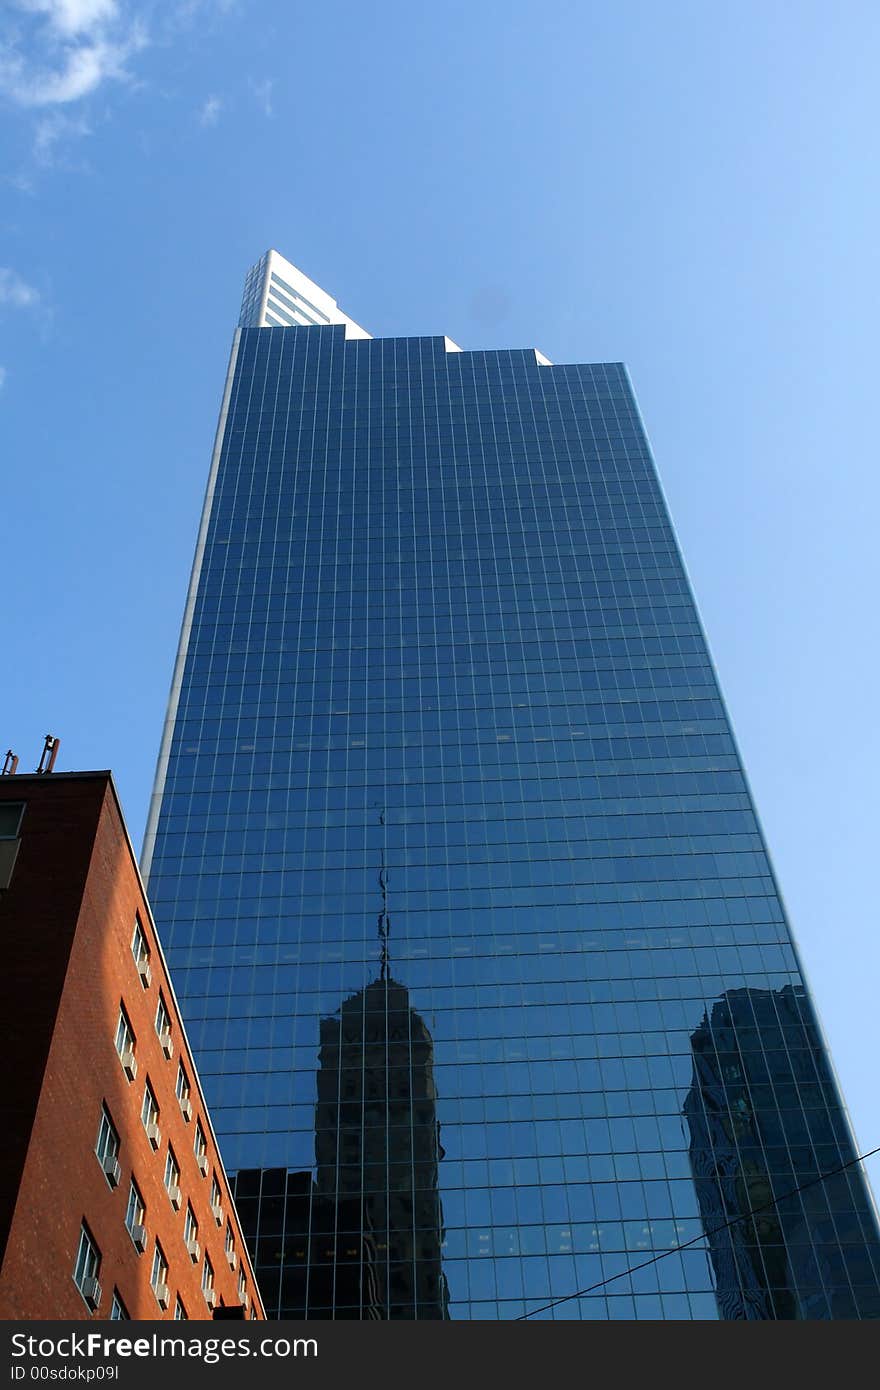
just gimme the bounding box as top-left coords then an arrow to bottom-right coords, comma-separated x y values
125,1181 -> 145,1239
141,1081 -> 159,1130
95,1105 -> 120,1175
194,1121 -> 208,1172
114,1006 -> 135,1062
155,994 -> 172,1051
95,1106 -> 119,1162
131,915 -> 150,968
150,1242 -> 168,1297
163,1146 -> 180,1200
73,1226 -> 100,1303
184,1205 -> 198,1246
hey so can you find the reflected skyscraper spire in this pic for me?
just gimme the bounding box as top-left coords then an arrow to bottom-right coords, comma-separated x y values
231,812 -> 449,1319
318,807 -> 448,1315
231,971 -> 449,1320
147,253 -> 880,1317
314,974 -> 449,1318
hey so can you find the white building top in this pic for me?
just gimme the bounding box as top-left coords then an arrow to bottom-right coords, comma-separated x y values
239,249 -> 372,339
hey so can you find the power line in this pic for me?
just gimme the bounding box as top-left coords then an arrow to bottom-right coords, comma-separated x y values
515,1142 -> 880,1319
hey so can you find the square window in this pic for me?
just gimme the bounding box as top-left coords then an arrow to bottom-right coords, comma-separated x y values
0,802 -> 25,837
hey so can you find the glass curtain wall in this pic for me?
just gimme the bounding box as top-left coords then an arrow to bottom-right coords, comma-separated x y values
146,325 -> 880,1319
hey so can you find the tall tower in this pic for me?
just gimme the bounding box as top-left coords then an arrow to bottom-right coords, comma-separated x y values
143,253 -> 880,1318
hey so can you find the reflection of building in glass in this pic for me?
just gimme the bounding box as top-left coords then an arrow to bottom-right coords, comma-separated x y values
231,1168 -> 381,1320
145,251 -> 880,1317
315,975 -> 449,1318
232,975 -> 448,1319
686,986 -> 880,1319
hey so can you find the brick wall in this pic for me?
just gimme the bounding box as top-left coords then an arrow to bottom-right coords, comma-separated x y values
0,773 -> 263,1320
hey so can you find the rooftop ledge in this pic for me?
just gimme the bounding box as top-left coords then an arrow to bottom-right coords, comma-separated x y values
241,251 -> 552,362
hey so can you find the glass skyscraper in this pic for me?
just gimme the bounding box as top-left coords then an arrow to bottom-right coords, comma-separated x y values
143,252 -> 880,1319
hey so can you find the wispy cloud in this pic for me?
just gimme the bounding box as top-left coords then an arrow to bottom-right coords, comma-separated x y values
19,2 -> 120,38
0,366 -> 7,390
0,0 -> 145,108
33,108 -> 92,161
0,268 -> 40,308
249,75 -> 273,118
3,2 -> 243,186
197,93 -> 221,127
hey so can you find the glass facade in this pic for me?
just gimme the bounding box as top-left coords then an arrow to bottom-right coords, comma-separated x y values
145,318 -> 880,1318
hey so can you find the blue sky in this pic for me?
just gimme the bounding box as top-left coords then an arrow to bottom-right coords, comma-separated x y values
2,1 -> 879,1197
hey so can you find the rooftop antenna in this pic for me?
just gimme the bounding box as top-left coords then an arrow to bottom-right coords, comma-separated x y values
36,735 -> 60,774
2,751 -> 18,776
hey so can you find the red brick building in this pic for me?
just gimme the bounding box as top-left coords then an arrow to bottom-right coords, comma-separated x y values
0,770 -> 264,1321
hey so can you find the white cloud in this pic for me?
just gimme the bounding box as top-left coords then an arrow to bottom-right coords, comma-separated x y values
0,268 -> 40,308
1,40 -> 130,105
0,0 -> 144,108
19,2 -> 119,39
198,94 -> 221,127
0,366 -> 7,390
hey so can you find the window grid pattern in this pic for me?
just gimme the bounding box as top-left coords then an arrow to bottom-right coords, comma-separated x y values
147,326 -> 880,1320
